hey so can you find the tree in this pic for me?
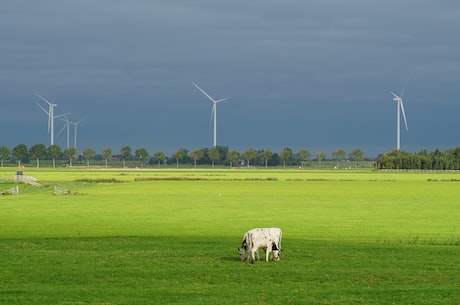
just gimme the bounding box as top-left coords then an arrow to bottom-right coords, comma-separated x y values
189,149 -> 204,169
226,150 -> 239,167
101,148 -> 113,168
348,148 -> 364,168
29,144 -> 46,168
215,146 -> 229,163
82,148 -> 96,166
154,151 -> 166,167
260,149 -> 273,168
172,148 -> 186,168
48,145 -> 61,168
13,144 -> 28,167
296,149 -> 311,168
453,146 -> 460,170
0,146 -> 10,167
135,148 -> 149,168
63,148 -> 78,167
208,148 -> 220,168
120,146 -> 132,168
279,147 -> 292,168
316,151 -> 326,168
332,149 -> 346,169
242,148 -> 257,167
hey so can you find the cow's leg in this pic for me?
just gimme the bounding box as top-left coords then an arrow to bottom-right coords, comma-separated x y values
265,244 -> 272,262
250,248 -> 256,264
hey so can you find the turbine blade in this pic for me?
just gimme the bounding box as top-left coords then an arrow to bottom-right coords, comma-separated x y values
209,105 -> 215,130
35,93 -> 52,106
400,78 -> 410,97
58,115 -> 69,123
193,82 -> 217,103
57,123 -> 67,136
400,101 -> 408,130
391,91 -> 399,99
70,119 -> 83,126
215,97 -> 230,103
54,113 -> 71,119
36,102 -> 51,132
36,102 -> 49,115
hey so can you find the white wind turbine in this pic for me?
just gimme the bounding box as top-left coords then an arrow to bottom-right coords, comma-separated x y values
193,82 -> 230,147
69,120 -> 83,151
58,116 -> 71,149
35,94 -> 69,146
390,84 -> 409,150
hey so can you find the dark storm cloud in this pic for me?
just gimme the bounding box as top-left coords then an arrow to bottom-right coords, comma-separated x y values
1,0 -> 459,157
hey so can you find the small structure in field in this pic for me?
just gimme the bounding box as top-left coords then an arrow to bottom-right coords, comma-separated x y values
53,186 -> 71,195
1,186 -> 19,195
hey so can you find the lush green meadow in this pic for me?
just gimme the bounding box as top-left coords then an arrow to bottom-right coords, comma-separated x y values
0,168 -> 459,304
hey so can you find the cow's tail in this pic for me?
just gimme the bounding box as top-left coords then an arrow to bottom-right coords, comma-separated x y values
279,229 -> 282,250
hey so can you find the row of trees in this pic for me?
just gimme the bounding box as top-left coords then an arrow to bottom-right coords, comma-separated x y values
4,143 -> 460,170
376,147 -> 460,170
0,144 -> 368,168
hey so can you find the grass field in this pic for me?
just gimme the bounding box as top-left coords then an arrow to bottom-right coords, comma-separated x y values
0,168 -> 459,304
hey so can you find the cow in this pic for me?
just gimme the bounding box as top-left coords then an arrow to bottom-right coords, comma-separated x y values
237,228 -> 282,262
247,229 -> 280,263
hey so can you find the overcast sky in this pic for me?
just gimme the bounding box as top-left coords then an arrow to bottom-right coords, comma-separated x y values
1,0 -> 459,158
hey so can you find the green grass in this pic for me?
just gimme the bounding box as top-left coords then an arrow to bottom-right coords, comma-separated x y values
0,168 -> 459,304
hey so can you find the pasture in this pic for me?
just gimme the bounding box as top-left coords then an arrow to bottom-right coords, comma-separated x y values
0,168 -> 459,304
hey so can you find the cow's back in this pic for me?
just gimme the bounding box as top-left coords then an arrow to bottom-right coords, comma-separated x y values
243,228 -> 282,249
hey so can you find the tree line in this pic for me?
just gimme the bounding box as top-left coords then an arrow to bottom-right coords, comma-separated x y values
2,143 -> 459,170
376,147 -> 460,170
0,144 -> 368,168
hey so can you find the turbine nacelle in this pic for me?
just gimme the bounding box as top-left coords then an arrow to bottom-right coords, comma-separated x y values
391,92 -> 402,102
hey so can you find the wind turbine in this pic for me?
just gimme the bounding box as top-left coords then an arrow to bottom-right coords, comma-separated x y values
35,94 -> 69,146
69,120 -> 83,151
58,116 -> 71,149
390,84 -> 409,150
192,82 -> 230,147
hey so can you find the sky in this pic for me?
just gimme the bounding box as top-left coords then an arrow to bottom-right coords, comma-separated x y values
1,0 -> 459,158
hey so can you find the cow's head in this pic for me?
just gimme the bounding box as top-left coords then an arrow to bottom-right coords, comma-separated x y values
237,247 -> 247,261
272,249 -> 281,261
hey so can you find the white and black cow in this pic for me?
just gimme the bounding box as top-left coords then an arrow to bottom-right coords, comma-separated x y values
237,228 -> 282,262
247,229 -> 280,263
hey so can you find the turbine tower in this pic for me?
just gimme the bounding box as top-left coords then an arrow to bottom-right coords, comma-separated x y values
390,87 -> 408,150
193,82 -> 230,147
35,94 -> 69,146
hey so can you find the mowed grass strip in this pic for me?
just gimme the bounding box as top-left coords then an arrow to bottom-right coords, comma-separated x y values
1,169 -> 459,304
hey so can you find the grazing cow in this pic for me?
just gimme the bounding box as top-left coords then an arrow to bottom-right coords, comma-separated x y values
237,228 -> 282,262
247,229 -> 280,263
